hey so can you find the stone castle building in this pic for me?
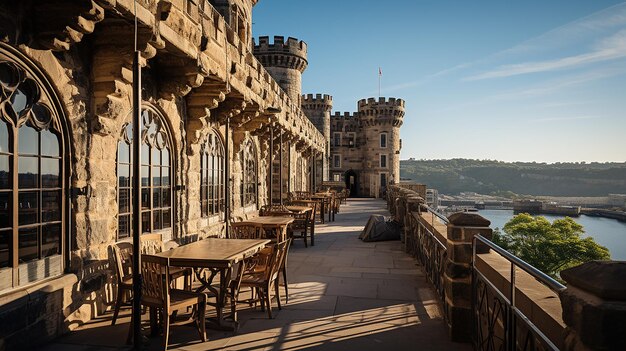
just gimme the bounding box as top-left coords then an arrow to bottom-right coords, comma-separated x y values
0,0 -> 403,348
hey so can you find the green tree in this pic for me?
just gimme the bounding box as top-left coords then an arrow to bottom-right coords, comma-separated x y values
492,213 -> 610,280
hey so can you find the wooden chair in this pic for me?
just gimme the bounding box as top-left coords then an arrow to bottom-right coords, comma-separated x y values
111,242 -> 133,326
140,255 -> 207,350
142,234 -> 193,290
259,204 -> 291,216
233,240 -> 290,319
289,202 -> 317,248
231,222 -> 261,239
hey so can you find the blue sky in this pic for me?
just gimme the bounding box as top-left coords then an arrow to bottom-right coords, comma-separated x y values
252,1 -> 626,163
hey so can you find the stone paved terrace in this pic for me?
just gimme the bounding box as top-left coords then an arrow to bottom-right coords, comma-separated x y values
42,199 -> 470,351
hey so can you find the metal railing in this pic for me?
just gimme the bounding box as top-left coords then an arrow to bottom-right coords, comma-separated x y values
406,206 -> 448,316
472,234 -> 566,351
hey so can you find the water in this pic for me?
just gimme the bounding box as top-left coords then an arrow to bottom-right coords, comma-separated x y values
478,209 -> 626,260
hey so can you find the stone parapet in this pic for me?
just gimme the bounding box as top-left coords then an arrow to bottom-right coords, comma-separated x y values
560,261 -> 626,350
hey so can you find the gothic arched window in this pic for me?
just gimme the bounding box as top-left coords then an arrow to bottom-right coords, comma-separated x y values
0,45 -> 67,289
240,139 -> 257,207
200,129 -> 224,217
117,105 -> 173,239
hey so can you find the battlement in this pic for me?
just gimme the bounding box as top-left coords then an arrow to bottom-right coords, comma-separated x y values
253,35 -> 307,59
357,97 -> 405,110
301,94 -> 333,109
331,112 -> 358,119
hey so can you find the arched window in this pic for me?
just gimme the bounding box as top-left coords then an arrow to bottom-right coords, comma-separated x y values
0,45 -> 67,289
240,139 -> 257,207
200,129 -> 224,217
117,105 -> 172,239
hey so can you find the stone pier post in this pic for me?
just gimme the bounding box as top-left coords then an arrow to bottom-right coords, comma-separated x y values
444,212 -> 492,342
559,261 -> 626,350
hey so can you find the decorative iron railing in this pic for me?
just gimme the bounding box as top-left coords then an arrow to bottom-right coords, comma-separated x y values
472,234 -> 566,351
407,206 -> 448,316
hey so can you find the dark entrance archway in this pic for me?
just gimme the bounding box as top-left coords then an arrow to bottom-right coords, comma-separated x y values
345,170 -> 358,197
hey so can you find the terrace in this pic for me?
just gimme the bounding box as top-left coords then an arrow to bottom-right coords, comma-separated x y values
41,198 -> 469,350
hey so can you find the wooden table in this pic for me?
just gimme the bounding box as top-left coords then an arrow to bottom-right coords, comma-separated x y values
286,205 -> 312,214
311,194 -> 334,223
239,216 -> 294,242
155,238 -> 270,328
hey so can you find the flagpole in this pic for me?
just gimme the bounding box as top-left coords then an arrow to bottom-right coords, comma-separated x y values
378,67 -> 381,99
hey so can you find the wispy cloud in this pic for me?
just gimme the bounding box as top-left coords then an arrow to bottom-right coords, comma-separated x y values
533,115 -> 601,122
465,29 -> 626,81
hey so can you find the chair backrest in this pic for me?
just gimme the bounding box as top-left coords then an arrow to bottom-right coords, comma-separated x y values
306,201 -> 318,223
231,222 -> 260,239
260,204 -> 291,216
265,240 -> 290,282
112,242 -> 133,284
141,254 -> 170,307
142,233 -> 164,254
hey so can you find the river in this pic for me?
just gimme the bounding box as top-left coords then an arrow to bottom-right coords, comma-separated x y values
478,210 -> 626,261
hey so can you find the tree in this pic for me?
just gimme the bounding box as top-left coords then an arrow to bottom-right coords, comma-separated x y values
492,213 -> 610,280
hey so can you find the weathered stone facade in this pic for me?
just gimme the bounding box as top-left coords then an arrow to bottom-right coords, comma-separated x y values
0,0 -> 325,348
303,96 -> 405,197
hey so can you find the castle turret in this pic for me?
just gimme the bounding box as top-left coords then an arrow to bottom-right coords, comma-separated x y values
357,97 -> 405,194
302,94 -> 333,181
253,36 -> 308,103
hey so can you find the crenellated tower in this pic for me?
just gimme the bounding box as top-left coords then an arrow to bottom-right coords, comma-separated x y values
357,97 -> 405,194
302,94 -> 333,181
253,36 -> 308,103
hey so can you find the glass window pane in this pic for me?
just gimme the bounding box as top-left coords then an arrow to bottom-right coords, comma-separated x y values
152,187 -> 161,208
40,129 -> 59,157
18,125 -> 38,155
118,141 -> 130,164
0,192 -> 10,229
11,88 -> 28,116
118,188 -> 130,213
153,209 -> 162,230
18,156 -> 38,188
0,155 -> 9,189
162,188 -> 170,207
141,211 -> 151,233
141,144 -> 150,166
152,166 -> 161,186
18,227 -> 39,263
152,148 -> 160,165
162,167 -> 170,186
0,230 -> 10,268
162,209 -> 171,229
41,158 -> 60,188
161,148 -> 169,167
41,191 -> 61,222
141,188 -> 150,210
118,215 -> 130,239
118,164 -> 130,188
0,122 -> 8,153
18,191 -> 38,225
141,166 -> 149,187
41,224 -> 61,257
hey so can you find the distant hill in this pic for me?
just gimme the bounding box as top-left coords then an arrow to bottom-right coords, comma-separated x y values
400,159 -> 626,197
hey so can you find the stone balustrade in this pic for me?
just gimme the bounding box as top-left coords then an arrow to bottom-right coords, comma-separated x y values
387,185 -> 626,350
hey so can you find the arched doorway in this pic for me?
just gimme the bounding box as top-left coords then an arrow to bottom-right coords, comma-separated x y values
345,170 -> 357,197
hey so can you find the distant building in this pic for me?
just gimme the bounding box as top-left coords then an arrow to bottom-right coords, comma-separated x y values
426,188 -> 439,209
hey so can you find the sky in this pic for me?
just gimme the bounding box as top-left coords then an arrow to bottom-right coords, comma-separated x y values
252,0 -> 626,163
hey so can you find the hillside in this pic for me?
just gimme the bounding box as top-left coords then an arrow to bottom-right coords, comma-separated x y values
400,159 -> 626,197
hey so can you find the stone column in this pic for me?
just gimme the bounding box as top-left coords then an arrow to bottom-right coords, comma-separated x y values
559,261 -> 626,350
445,212 -> 492,342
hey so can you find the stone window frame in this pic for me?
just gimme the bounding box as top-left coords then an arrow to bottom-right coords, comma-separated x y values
333,132 -> 341,147
380,154 -> 387,168
333,154 -> 341,169
240,138 -> 257,207
116,104 -> 174,241
347,132 -> 356,147
0,43 -> 69,291
380,132 -> 388,148
333,173 -> 342,182
200,128 -> 225,218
